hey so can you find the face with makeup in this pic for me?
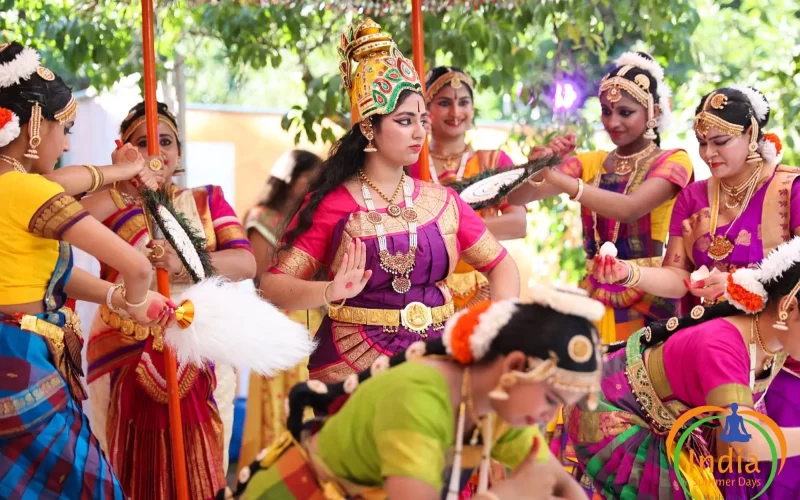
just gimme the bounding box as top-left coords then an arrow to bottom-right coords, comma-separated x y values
29,118 -> 74,174
600,91 -> 649,148
696,126 -> 752,180
127,120 -> 181,182
487,351 -> 588,428
371,92 -> 428,166
428,83 -> 474,140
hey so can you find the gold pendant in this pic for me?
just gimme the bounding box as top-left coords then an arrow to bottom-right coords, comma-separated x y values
707,235 -> 734,261
387,204 -> 402,218
392,276 -> 411,294
614,161 -> 633,175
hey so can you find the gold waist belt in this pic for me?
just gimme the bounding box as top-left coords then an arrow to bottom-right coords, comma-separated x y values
328,301 -> 455,337
99,305 -> 164,351
18,315 -> 66,348
585,256 -> 663,273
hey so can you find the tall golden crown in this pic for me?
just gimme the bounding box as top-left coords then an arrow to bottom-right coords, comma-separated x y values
338,19 -> 422,123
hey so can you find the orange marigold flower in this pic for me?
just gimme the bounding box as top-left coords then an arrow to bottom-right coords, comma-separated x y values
0,108 -> 12,129
450,300 -> 494,364
763,133 -> 782,155
726,274 -> 764,313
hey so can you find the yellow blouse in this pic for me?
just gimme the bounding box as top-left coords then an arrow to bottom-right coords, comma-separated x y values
573,150 -> 693,242
0,172 -> 88,305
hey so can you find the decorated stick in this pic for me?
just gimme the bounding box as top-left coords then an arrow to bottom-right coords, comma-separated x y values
140,0 -> 190,498
411,0 -> 431,182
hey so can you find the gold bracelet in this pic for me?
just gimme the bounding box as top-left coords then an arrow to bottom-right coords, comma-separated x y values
123,290 -> 149,309
323,281 -> 346,310
473,493 -> 501,500
528,176 -> 545,187
172,266 -> 189,281
621,261 -> 642,288
83,164 -> 103,192
569,177 -> 585,201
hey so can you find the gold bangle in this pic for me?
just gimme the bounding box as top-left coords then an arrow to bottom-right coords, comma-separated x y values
83,164 -> 102,192
173,267 -> 189,282
569,178 -> 585,201
621,261 -> 642,288
528,176 -> 545,187
323,281 -> 346,310
473,493 -> 501,500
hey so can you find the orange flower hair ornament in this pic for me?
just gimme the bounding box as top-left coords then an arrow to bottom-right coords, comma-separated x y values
760,132 -> 783,164
0,107 -> 20,148
725,237 -> 800,313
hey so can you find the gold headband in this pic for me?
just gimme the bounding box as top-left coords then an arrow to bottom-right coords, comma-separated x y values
424,68 -> 474,103
121,115 -> 179,143
54,95 -> 78,124
693,92 -> 746,138
598,66 -> 652,108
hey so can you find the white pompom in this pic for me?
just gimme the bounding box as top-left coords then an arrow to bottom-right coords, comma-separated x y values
730,84 -> 770,122
598,241 -> 618,258
690,265 -> 713,283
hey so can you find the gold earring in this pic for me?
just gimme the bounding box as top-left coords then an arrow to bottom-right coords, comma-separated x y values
746,116 -> 761,164
643,97 -> 657,140
361,119 -> 377,153
488,372 -> 518,401
24,103 -> 42,160
774,310 -> 789,331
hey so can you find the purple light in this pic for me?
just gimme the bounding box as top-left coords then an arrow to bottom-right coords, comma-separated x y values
554,82 -> 578,111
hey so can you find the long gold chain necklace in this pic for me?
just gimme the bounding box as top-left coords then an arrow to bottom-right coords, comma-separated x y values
707,163 -> 762,261
591,148 -> 654,248
612,143 -> 656,175
719,165 -> 760,209
0,154 -> 27,174
359,170 -> 405,218
360,174 -> 418,294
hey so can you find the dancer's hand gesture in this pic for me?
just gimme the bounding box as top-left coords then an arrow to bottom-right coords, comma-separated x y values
326,238 -> 372,302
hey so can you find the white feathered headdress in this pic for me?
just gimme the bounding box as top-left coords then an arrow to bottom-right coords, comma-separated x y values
615,51 -> 672,134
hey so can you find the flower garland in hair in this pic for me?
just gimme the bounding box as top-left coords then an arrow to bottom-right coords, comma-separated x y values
0,107 -> 20,147
527,284 -> 606,322
724,237 -> 800,312
0,46 -> 39,89
615,51 -> 672,133
759,133 -> 782,164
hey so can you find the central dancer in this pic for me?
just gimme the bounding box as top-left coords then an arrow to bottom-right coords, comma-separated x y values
259,19 -> 520,383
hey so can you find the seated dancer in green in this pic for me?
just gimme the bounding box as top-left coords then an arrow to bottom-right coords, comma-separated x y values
220,285 -> 604,500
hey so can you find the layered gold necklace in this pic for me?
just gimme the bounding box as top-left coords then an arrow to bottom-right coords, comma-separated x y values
719,166 -> 761,209
612,143 -> 656,175
707,163 -> 763,261
0,154 -> 27,174
359,170 -> 418,294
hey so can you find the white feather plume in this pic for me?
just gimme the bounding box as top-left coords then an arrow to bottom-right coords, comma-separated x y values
755,237 -> 800,285
0,47 -> 40,89
615,51 -> 672,133
731,84 -> 770,122
164,277 -> 316,376
0,111 -> 20,148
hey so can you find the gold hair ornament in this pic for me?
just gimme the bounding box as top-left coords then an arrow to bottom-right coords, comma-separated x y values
693,92 -> 745,138
54,95 -> 78,125
24,102 -> 41,159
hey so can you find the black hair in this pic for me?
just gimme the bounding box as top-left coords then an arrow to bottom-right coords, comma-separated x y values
609,259 -> 800,353
280,88 -> 419,252
694,87 -> 770,141
119,100 -> 182,153
603,52 -> 664,147
425,66 -> 474,101
0,42 -> 73,128
258,150 -> 322,213
286,302 -> 599,439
